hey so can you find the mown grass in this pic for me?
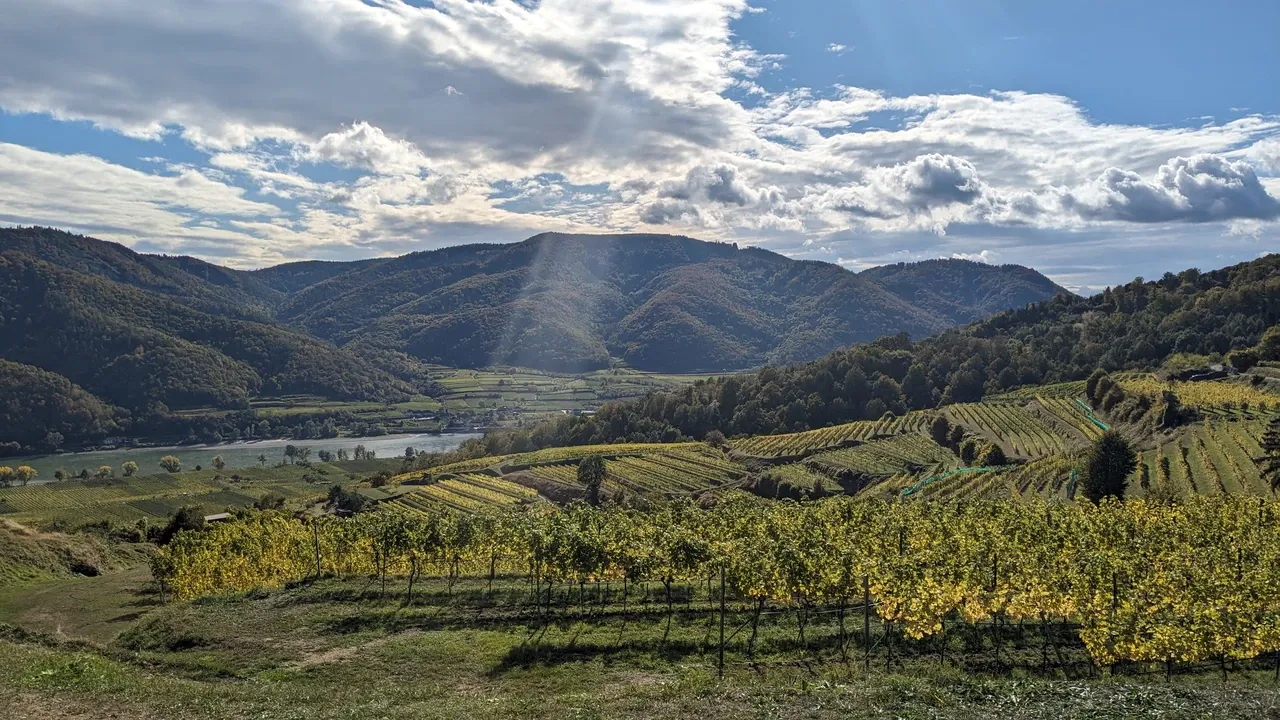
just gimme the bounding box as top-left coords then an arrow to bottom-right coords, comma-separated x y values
3,572 -> 1280,719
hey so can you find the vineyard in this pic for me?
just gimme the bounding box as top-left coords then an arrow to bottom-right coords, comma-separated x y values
0,474 -> 273,527
503,442 -> 704,469
986,380 -> 1087,401
1035,396 -> 1107,440
1120,376 -> 1278,415
945,402 -> 1066,458
804,433 -> 958,480
729,412 -> 934,458
1138,418 -> 1273,498
388,474 -> 541,515
155,495 -> 1280,673
6,374 -> 1278,529
520,450 -> 745,498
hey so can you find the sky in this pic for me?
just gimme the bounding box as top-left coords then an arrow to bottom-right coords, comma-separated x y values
1,0 -> 1278,292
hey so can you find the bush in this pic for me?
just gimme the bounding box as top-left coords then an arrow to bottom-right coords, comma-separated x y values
977,444 -> 1008,467
930,416 -> 952,448
704,430 -> 727,448
158,506 -> 206,545
1227,349 -> 1259,372
254,492 -> 286,511
326,485 -> 368,514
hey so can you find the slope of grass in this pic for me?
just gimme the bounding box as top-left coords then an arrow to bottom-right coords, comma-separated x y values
4,573 -> 1280,720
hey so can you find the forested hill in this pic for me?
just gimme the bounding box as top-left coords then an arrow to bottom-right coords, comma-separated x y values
469,254 -> 1280,455
859,258 -> 1068,326
272,232 -> 1068,373
0,234 -> 416,439
0,226 -> 1067,447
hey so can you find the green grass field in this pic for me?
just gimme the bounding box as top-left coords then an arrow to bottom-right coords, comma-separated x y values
425,365 -> 727,412
3,571 -> 1280,720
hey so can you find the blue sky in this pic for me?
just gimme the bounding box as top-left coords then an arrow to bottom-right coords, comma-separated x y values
0,0 -> 1276,291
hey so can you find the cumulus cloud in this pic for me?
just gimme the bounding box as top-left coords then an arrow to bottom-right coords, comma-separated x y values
308,122 -> 431,176
1065,154 -> 1280,223
799,154 -> 1010,232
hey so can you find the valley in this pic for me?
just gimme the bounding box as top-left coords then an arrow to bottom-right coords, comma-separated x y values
2,231 -> 1280,720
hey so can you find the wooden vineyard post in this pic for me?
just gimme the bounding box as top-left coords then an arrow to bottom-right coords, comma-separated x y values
863,575 -> 871,672
992,554 -> 1001,670
838,596 -> 848,664
312,520 -> 322,582
718,564 -> 726,678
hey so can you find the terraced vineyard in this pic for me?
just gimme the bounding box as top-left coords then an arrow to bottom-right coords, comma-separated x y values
1137,418 -> 1272,498
1119,376 -> 1279,415
945,402 -> 1066,458
987,380 -> 1086,401
1035,396 -> 1107,440
804,433 -> 958,479
427,366 -> 720,412
761,463 -> 835,495
522,450 -> 744,497
504,442 -> 704,468
0,474 -> 263,526
388,474 -> 542,514
730,412 -> 934,458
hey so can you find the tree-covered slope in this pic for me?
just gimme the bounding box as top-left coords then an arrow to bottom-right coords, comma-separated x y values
0,251 -> 413,414
0,227 -> 281,318
277,233 -> 1065,372
0,359 -> 121,450
860,258 -> 1070,326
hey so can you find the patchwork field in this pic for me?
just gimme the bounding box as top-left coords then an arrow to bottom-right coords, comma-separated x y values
0,461 -> 403,528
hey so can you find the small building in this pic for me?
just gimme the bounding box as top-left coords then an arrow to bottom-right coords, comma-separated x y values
203,512 -> 232,524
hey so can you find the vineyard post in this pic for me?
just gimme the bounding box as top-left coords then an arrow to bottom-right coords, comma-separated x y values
886,619 -> 892,672
311,520 -> 322,582
939,617 -> 946,667
863,576 -> 871,672
838,594 -> 848,664
1040,612 -> 1048,673
992,554 -> 1000,669
718,564 -> 726,678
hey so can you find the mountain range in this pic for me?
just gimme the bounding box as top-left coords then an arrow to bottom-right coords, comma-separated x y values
0,226 -> 1067,445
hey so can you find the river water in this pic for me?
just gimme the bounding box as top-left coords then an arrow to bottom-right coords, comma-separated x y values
5,433 -> 481,484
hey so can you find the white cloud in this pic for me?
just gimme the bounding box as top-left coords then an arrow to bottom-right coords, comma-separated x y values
0,0 -> 1275,286
308,122 -> 431,176
1064,154 -> 1280,223
951,250 -> 999,264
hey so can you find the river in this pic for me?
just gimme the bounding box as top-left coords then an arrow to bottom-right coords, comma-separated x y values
4,433 -> 482,484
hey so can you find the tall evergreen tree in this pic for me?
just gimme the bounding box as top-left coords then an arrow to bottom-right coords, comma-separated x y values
1082,431 -> 1137,502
